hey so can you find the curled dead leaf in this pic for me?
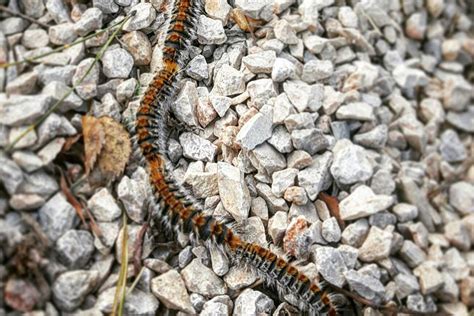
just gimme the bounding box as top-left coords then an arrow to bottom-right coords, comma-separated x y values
82,115 -> 105,175
96,116 -> 131,181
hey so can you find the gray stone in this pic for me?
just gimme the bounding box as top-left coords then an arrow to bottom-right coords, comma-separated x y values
212,65 -> 245,96
235,0 -> 273,19
336,102 -> 375,121
0,95 -> 52,126
223,265 -> 258,291
392,203 -> 418,222
399,240 -> 426,268
209,95 -> 231,117
18,170 -> 58,198
180,132 -> 217,162
297,151 -> 332,201
197,15 -> 226,45
49,23 -> 77,45
314,246 -> 347,287
181,259 -> 227,296
53,270 -> 99,312
186,55 -> 208,80
0,17 -> 29,35
236,112 -> 272,150
273,93 -> 296,124
250,196 -> 269,221
94,221 -> 119,254
271,168 -> 298,197
38,138 -> 66,165
56,230 -> 94,269
247,78 -> 277,109
46,0 -> 71,23
116,78 -> 138,103
283,80 -> 322,112
74,8 -> 103,36
101,46 -> 133,78
354,125 -> 388,150
344,270 -> 384,304
338,6 -> 358,27
5,71 -> 37,95
302,60 -> 334,83
442,76 -> 471,111
42,81 -> 83,112
233,288 -> 274,316
151,270 -> 194,313
272,58 -> 296,82
291,128 -> 329,155
242,50 -> 276,74
39,193 -> 77,241
8,126 -> 37,149
413,262 -> 444,294
287,150 -> 312,169
330,140 -> 373,186
173,81 -> 199,127
37,113 -> 76,145
117,174 -> 147,223
370,169 -> 395,195
250,142 -> 286,177
444,220 -> 471,251
37,65 -> 76,86
201,296 -> 232,316
88,188 -> 122,222
268,125 -> 293,154
439,129 -> 466,163
446,109 -> 474,133
303,35 -> 328,54
406,293 -> 436,313
95,286 -> 159,314
121,31 -> 152,66
268,211 -> 287,244
209,243 -> 229,276
449,181 -> 474,215
9,193 -> 45,211
289,202 -> 318,223
394,273 -> 420,299
340,185 -> 393,221
73,58 -> 100,100
217,162 -> 250,221
284,112 -> 315,132
358,226 -> 392,262
444,248 -> 469,281
322,217 -> 341,243
256,183 -> 288,213
399,177 -> 438,232
0,156 -> 24,195
123,3 -> 155,30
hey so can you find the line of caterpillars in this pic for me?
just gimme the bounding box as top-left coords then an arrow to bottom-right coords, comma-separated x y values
135,0 -> 339,314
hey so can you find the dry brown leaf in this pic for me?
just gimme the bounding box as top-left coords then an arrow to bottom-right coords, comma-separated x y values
318,192 -> 345,230
96,116 -> 131,180
82,115 -> 105,174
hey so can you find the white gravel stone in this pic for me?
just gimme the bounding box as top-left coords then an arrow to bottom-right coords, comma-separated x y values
358,226 -> 392,262
236,112 -> 272,150
271,168 -> 298,197
181,259 -> 227,296
151,270 -> 195,313
217,162 -> 251,221
242,50 -> 276,74
330,140 -> 374,186
88,188 -> 122,222
336,102 -> 375,121
197,15 -> 227,45
298,151 -> 332,201
340,185 -> 394,221
180,132 -> 217,162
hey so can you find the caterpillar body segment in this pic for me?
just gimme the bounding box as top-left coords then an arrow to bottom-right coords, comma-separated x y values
135,0 -> 342,314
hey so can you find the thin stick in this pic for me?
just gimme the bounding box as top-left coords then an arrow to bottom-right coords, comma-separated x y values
5,14 -> 132,153
0,19 -> 124,69
0,5 -> 50,29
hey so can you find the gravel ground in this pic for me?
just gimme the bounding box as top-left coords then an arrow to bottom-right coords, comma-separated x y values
0,0 -> 473,315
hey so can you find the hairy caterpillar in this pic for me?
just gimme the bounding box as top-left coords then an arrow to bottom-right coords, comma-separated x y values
135,0 -> 343,314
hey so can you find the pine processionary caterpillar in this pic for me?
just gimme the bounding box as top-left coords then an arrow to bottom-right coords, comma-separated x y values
135,0 -> 343,314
